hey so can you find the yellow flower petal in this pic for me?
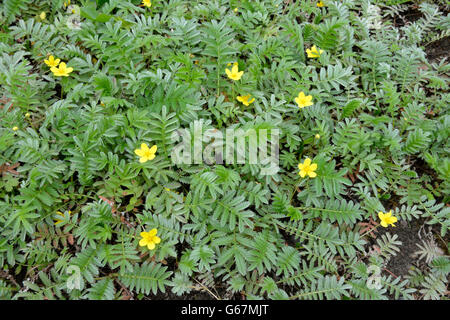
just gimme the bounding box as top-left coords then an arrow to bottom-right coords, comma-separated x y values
308,171 -> 317,178
140,231 -> 148,238
45,55 -> 60,67
226,64 -> 244,80
147,242 -> 156,250
149,228 -> 157,236
135,149 -> 144,157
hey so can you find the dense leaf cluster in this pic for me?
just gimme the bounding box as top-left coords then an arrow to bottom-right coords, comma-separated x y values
0,0 -> 448,300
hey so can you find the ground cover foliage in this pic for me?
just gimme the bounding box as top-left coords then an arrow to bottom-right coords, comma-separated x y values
0,0 -> 449,300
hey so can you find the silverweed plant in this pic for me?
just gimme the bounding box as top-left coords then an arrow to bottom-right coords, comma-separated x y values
0,0 -> 449,300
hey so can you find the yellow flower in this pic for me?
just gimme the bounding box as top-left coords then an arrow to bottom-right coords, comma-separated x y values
142,0 -> 151,7
69,5 -> 81,15
12,126 -> 19,131
237,94 -> 255,106
64,0 -> 71,8
234,8 -> 238,12
317,1 -> 325,7
165,187 -> 181,194
298,158 -> 318,178
25,113 -> 31,118
306,45 -> 324,58
225,64 -> 244,81
44,55 -> 60,68
54,210 -> 72,225
39,12 -> 46,20
50,62 -> 73,77
134,143 -> 157,163
378,210 -> 398,228
315,134 -> 320,139
295,91 -> 313,108
139,228 -> 161,250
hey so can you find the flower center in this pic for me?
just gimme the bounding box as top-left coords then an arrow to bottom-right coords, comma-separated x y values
144,150 -> 152,157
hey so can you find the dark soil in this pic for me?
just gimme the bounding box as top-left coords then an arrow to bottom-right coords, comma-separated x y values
379,220 -> 422,278
425,36 -> 450,62
375,217 -> 448,282
390,6 -> 423,28
382,2 -> 450,63
139,277 -> 242,300
150,288 -> 240,300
